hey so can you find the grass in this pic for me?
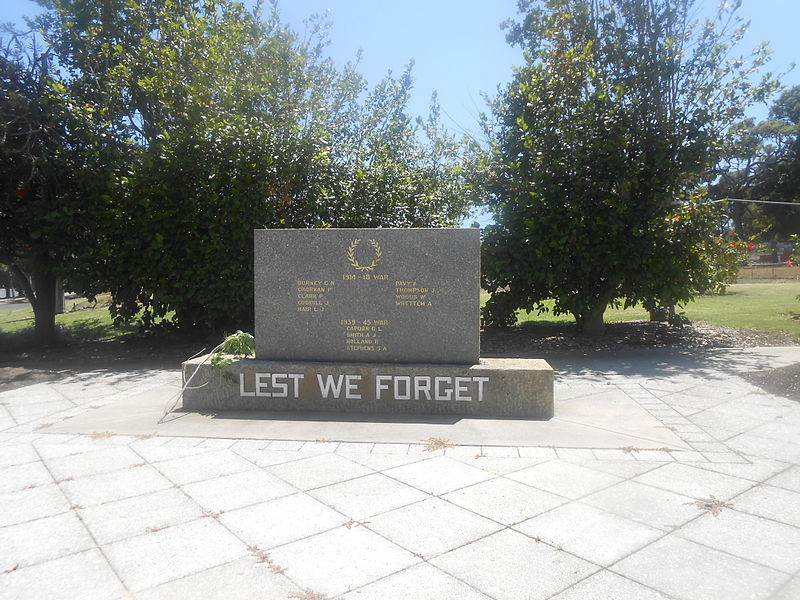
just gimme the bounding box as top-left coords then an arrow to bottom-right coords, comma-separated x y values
0,293 -> 137,344
483,282 -> 800,342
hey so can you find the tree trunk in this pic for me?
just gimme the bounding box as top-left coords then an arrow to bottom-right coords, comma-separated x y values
731,199 -> 746,239
648,305 -> 674,322
54,278 -> 65,315
575,304 -> 606,336
11,262 -> 58,345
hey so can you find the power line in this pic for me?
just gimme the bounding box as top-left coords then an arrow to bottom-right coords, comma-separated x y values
710,197 -> 800,206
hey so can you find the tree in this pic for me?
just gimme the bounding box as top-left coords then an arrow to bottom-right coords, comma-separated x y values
0,29 -> 122,344
712,85 -> 800,240
31,0 -> 472,333
480,0 -> 776,333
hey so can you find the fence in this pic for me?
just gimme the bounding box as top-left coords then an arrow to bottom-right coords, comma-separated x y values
737,264 -> 800,281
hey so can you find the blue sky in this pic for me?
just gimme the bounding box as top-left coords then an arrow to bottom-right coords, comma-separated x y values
3,0 -> 797,138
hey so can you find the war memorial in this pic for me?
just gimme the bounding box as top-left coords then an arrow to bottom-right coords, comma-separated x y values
182,229 -> 553,418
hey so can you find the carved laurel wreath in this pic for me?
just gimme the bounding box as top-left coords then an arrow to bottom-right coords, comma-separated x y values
347,238 -> 382,271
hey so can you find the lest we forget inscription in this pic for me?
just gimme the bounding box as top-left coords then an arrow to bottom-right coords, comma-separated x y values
254,228 -> 480,364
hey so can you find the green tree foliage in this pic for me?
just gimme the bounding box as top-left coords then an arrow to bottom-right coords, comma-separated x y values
712,85 -> 800,240
28,0 -> 470,333
0,29 -> 123,343
480,0 -> 775,334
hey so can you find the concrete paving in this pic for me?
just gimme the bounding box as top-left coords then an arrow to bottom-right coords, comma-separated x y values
1,347 -> 799,599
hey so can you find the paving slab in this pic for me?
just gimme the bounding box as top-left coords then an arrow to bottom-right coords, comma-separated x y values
612,535 -> 789,600
675,508 -> 800,574
264,452 -> 373,490
102,517 -> 246,592
505,460 -> 623,499
442,477 -> 567,525
551,569 -> 671,600
0,511 -> 95,572
134,557 -> 295,600
581,479 -> 699,531
764,464 -> 800,493
0,548 -> 126,600
45,445 -> 144,480
0,484 -> 71,528
771,578 -> 800,600
366,497 -> 503,558
77,487 -> 205,545
180,468 -> 296,513
59,464 -> 173,508
694,455 -> 789,482
382,455 -> 494,495
218,493 -> 345,549
448,454 -> 549,475
579,459 -> 664,478
726,432 -> 800,463
631,462 -> 756,501
153,449 -> 255,485
514,502 -> 663,566
0,460 -> 53,494
340,562 -> 493,600
430,528 -> 599,600
268,524 -> 419,598
732,484 -> 800,528
308,472 -> 428,521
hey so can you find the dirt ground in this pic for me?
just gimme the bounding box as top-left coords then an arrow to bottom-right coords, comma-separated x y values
480,319 -> 793,355
0,332 -> 213,393
2,321 -> 799,400
742,363 -> 800,402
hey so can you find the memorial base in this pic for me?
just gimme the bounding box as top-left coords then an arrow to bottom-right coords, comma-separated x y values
181,356 -> 553,419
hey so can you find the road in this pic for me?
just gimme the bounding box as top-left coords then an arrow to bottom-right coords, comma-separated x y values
0,300 -> 30,311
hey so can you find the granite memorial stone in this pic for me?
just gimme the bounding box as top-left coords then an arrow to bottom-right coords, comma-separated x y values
254,228 -> 480,364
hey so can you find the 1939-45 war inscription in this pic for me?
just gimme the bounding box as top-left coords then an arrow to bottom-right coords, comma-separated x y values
254,228 -> 480,364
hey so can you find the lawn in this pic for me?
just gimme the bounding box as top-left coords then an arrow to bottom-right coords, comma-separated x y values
0,294 -> 137,344
483,282 -> 800,342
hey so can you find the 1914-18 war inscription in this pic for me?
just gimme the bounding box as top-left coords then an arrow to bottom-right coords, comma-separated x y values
254,228 -> 480,364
